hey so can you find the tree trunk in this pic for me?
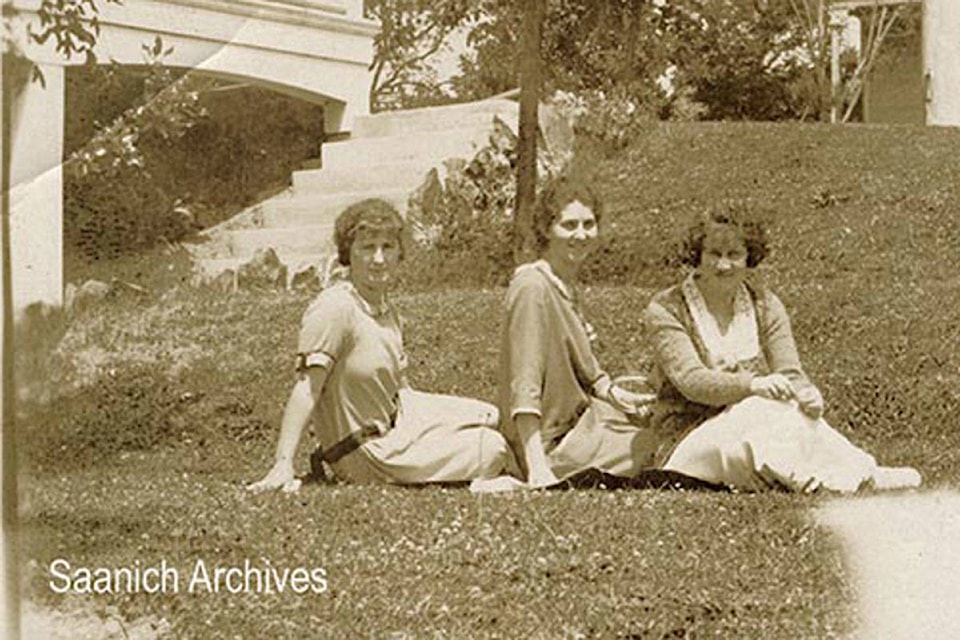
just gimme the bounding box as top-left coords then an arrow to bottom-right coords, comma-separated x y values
514,0 -> 544,264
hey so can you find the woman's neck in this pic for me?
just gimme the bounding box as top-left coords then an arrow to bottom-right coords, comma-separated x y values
351,279 -> 388,309
695,277 -> 737,317
545,255 -> 579,288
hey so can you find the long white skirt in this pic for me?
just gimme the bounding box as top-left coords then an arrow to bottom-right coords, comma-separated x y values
331,389 -> 515,484
663,396 -> 878,493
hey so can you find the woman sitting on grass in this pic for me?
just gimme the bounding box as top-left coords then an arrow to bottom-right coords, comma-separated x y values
497,176 -> 659,488
248,199 -> 515,491
642,205 -> 921,492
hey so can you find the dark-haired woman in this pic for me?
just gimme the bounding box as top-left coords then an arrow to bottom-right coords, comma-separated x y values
643,207 -> 921,492
497,177 -> 658,488
248,199 -> 515,490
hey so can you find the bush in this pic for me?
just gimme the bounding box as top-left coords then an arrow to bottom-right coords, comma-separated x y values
63,65 -> 325,262
553,87 -> 662,152
405,117 -> 563,289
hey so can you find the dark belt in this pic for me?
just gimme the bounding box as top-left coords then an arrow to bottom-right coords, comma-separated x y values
318,425 -> 383,465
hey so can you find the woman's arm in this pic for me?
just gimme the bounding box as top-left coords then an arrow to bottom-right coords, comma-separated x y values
759,291 -> 813,390
513,413 -> 558,487
644,301 -> 755,406
759,291 -> 823,416
247,366 -> 329,493
503,273 -> 560,485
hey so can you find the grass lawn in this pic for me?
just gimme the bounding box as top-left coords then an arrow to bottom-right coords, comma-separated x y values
17,121 -> 960,637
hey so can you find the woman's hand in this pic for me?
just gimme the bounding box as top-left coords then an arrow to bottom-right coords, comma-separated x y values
247,461 -> 299,494
513,413 -> 559,488
526,466 -> 560,489
796,386 -> 824,420
749,374 -> 796,402
608,385 -> 657,416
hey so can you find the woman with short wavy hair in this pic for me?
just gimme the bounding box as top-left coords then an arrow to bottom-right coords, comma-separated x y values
497,176 -> 658,488
249,199 -> 515,490
643,205 -> 921,492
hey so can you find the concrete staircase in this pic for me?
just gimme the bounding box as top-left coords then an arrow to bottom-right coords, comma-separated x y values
193,99 -> 520,282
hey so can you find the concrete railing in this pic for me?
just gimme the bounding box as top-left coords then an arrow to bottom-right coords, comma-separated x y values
143,0 -> 368,22
204,0 -> 365,19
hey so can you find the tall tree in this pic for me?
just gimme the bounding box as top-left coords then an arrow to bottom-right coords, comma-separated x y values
514,0 -> 543,263
452,0 -> 837,122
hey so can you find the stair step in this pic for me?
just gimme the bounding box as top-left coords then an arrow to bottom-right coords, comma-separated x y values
227,225 -> 335,258
353,99 -> 518,138
263,188 -> 410,228
323,126 -> 491,168
293,161 -> 431,194
200,98 -> 518,270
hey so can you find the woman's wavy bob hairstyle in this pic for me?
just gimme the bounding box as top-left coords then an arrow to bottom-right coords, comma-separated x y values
682,202 -> 769,268
334,198 -> 407,267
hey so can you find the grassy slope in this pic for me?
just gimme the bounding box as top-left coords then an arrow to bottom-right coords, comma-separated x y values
19,122 -> 960,637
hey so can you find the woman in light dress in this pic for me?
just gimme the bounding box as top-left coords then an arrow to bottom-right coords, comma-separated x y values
495,177 -> 659,488
248,199 -> 515,491
643,206 -> 921,492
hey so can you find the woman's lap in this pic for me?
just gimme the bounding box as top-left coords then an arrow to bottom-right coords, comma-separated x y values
663,397 -> 877,492
332,389 -> 512,484
548,399 -> 658,480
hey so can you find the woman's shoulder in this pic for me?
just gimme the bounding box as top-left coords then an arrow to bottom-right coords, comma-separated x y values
743,281 -> 786,312
509,260 -> 548,284
301,282 -> 356,323
646,283 -> 685,314
506,261 -> 551,297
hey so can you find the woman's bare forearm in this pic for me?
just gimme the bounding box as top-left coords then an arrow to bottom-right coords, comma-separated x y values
514,413 -> 556,485
274,368 -> 328,466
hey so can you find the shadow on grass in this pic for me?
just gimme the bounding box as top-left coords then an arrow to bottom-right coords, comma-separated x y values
297,468 -> 728,493
552,468 -> 729,492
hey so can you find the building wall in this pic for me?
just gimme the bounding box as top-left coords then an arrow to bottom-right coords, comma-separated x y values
924,0 -> 960,125
862,25 -> 924,124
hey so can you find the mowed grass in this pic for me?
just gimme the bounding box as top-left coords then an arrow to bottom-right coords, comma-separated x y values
18,121 -> 960,637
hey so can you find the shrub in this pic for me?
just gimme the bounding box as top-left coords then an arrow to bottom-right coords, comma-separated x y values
63,64 -> 325,262
405,117 -> 564,289
553,87 -> 661,152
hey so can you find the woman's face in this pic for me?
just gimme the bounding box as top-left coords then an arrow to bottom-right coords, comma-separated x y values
698,224 -> 748,292
545,200 -> 599,269
350,228 -> 401,295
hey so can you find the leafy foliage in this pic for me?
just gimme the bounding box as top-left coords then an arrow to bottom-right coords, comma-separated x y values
62,40 -> 213,260
455,1 -> 680,106
28,0 -> 121,62
674,0 -> 812,120
553,87 -> 660,151
63,66 -> 325,262
404,117 -> 566,288
451,0 -> 848,123
364,0 -> 483,111
66,38 -> 209,180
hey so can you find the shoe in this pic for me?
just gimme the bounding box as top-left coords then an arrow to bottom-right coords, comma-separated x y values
871,466 -> 922,490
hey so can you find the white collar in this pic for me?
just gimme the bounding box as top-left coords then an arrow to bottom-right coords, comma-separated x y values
531,259 -> 576,301
519,260 -> 597,343
344,280 -> 391,318
681,274 -> 760,370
